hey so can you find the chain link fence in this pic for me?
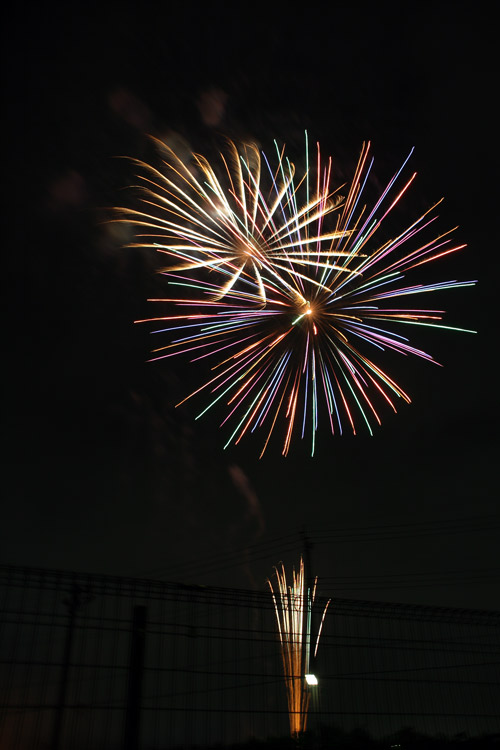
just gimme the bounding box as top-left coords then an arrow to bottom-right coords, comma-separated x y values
1,565 -> 499,748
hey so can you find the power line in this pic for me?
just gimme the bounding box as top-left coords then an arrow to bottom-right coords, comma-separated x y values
131,514 -> 500,586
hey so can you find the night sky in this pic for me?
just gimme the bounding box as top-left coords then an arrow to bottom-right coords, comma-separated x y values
3,2 -> 498,610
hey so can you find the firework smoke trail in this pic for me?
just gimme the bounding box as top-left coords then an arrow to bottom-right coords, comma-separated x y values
267,557 -> 330,736
117,135 -> 476,457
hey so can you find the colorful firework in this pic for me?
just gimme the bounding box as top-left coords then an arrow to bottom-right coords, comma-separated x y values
117,134 -> 355,305
267,557 -> 331,737
116,135 -> 476,456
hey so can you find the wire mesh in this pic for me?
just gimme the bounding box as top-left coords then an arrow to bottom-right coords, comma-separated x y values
1,565 -> 499,748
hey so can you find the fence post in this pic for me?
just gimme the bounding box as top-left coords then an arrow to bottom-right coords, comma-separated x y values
51,583 -> 81,750
124,605 -> 147,750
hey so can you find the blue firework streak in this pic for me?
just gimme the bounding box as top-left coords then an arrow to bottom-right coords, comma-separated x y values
117,136 -> 476,457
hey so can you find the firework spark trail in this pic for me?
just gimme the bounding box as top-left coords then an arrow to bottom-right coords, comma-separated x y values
117,135 -> 355,307
117,135 -> 476,456
267,557 -> 331,736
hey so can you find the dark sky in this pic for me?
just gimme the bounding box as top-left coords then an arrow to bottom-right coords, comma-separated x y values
3,2 -> 498,610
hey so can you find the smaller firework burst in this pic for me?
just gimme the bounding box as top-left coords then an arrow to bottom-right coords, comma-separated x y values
114,134 -> 352,306
268,557 -> 331,737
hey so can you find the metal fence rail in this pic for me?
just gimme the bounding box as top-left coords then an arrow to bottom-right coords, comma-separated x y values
1,565 -> 499,748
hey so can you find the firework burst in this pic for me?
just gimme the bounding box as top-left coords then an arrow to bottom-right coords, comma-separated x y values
117,134 -> 354,305
267,557 -> 330,737
116,135 -> 476,456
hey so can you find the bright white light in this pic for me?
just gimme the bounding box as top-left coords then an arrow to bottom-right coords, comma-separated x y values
305,674 -> 318,686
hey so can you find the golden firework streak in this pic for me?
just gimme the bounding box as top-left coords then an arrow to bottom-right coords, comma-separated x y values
268,557 -> 331,736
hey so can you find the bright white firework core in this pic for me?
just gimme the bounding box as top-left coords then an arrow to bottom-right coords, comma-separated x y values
305,674 -> 318,686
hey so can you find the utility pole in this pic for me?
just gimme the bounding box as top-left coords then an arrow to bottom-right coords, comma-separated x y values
300,528 -> 314,678
124,605 -> 147,750
51,583 -> 82,750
